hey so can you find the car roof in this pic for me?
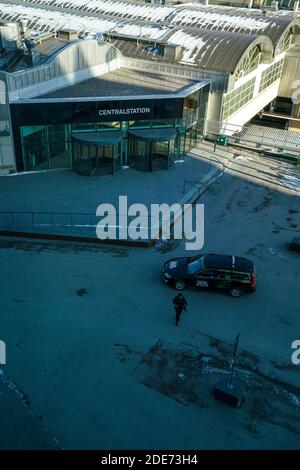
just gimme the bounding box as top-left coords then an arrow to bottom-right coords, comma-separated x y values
203,254 -> 254,272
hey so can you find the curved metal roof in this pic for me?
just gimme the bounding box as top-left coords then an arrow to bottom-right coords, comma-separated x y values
0,0 -> 298,76
14,1 -> 300,47
168,6 -> 300,48
167,29 -> 273,73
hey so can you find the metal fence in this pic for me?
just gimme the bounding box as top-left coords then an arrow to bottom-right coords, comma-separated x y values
0,211 -> 98,228
0,210 -> 158,241
206,120 -> 300,154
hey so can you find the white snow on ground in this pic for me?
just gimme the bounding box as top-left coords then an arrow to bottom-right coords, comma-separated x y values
274,386 -> 300,408
281,172 -> 300,192
167,30 -> 207,64
234,155 -> 253,162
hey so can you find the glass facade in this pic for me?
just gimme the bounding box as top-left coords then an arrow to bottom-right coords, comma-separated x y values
129,133 -> 176,172
180,89 -> 207,155
258,59 -> 284,94
21,124 -> 71,171
13,85 -> 209,174
222,59 -> 285,121
222,78 -> 256,121
72,141 -> 121,176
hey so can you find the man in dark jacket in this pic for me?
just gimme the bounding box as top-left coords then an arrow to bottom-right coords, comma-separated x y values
173,293 -> 188,326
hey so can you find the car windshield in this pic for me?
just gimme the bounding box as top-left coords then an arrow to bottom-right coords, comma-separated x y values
187,256 -> 204,274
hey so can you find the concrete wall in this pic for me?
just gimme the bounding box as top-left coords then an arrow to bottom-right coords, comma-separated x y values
205,91 -> 223,135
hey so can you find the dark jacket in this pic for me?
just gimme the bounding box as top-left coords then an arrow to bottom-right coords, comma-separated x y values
173,294 -> 187,310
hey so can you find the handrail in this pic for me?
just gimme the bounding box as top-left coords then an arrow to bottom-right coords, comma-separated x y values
0,210 -> 152,228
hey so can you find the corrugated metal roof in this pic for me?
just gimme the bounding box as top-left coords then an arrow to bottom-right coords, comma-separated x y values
167,29 -> 269,72
0,0 -> 299,74
168,6 -> 299,47
0,2 -> 172,41
2,1 -> 299,46
13,0 -> 299,47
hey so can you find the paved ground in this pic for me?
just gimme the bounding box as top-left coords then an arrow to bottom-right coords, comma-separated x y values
0,154 -> 215,240
0,144 -> 300,449
0,154 -> 212,213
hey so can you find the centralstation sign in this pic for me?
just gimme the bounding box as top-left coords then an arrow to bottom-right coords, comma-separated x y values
96,101 -> 153,121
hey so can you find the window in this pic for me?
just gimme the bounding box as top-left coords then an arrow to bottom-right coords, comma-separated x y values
235,46 -> 262,80
276,29 -> 293,54
231,272 -> 250,281
222,78 -> 256,121
182,91 -> 200,129
97,121 -> 121,130
187,256 -> 204,274
214,271 -> 231,280
21,124 -> 71,171
196,270 -> 215,278
259,60 -> 284,94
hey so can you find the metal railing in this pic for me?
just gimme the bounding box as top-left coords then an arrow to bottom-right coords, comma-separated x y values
0,210 -> 154,233
206,120 -> 300,154
0,210 -> 98,228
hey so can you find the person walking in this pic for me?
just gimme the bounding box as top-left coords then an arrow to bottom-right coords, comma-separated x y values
173,293 -> 188,326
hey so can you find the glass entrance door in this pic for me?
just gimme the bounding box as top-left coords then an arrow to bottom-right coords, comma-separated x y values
96,143 -> 120,175
96,145 -> 113,176
129,139 -> 149,171
73,142 -> 121,176
151,141 -> 169,171
129,137 -> 175,172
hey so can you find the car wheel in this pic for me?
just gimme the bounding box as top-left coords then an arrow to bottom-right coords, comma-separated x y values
175,280 -> 186,290
230,287 -> 242,298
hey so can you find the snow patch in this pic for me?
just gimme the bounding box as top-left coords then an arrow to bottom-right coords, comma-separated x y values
235,155 -> 253,162
281,173 -> 300,192
167,30 -> 207,64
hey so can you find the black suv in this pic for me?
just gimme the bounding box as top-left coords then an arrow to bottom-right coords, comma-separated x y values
162,253 -> 256,298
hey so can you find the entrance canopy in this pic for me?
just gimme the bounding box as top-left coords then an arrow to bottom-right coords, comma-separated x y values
71,131 -> 122,146
129,128 -> 177,142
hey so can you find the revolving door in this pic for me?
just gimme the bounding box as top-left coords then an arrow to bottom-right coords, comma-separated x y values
71,131 -> 122,176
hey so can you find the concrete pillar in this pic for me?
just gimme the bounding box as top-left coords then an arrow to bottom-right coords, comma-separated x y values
294,1 -> 299,12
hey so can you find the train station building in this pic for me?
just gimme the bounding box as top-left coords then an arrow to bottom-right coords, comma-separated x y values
0,1 -> 300,174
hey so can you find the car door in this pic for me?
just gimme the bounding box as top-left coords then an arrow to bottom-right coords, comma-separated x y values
213,270 -> 232,290
194,269 -> 217,289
